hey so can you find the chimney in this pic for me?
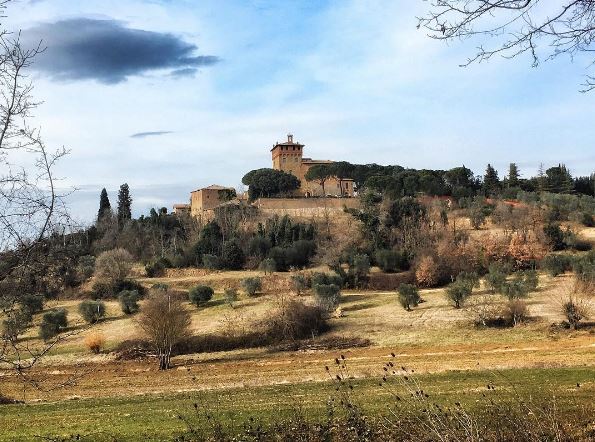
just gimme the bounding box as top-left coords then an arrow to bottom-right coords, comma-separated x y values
287,133 -> 293,143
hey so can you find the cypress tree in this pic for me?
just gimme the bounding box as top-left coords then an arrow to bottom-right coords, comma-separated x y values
97,188 -> 112,222
483,164 -> 500,196
117,183 -> 132,224
507,163 -> 520,188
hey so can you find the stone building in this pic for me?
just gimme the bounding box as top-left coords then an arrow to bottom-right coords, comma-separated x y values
173,184 -> 236,217
271,134 -> 354,197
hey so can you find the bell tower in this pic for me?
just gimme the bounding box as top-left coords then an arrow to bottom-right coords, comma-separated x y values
271,133 -> 304,177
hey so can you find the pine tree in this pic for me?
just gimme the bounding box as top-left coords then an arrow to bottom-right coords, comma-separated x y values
117,183 -> 132,224
537,163 -> 546,192
483,164 -> 500,196
507,163 -> 520,188
97,188 -> 112,222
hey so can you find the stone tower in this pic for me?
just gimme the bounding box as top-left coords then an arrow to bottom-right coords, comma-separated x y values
271,133 -> 304,178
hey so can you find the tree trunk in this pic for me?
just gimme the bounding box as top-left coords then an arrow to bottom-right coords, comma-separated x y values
158,351 -> 170,370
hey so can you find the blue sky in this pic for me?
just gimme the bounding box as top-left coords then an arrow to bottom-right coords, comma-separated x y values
7,0 -> 595,222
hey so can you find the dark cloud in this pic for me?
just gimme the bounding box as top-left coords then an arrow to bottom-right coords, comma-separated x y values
130,131 -> 173,138
23,18 -> 219,83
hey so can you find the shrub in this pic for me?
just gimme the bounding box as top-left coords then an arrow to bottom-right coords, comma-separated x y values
347,254 -> 370,289
224,288 -> 238,307
20,293 -> 44,314
502,299 -> 529,326
241,277 -> 262,297
259,257 -> 277,274
397,283 -> 420,311
2,309 -> 32,340
39,309 -> 68,341
572,251 -> 595,290
500,271 -> 536,300
290,273 -> 309,295
562,296 -> 590,329
119,290 -> 140,314
221,240 -> 245,270
261,300 -> 328,342
76,255 -> 96,281
84,332 -> 106,354
145,259 -> 166,277
522,269 -> 539,291
202,254 -> 220,270
313,284 -> 341,312
78,300 -> 106,324
543,224 -> 566,251
136,289 -> 192,370
541,254 -> 572,277
311,272 -> 343,289
94,248 -> 133,284
457,271 -> 480,292
485,263 -> 508,293
446,280 -> 472,309
188,285 -> 214,307
581,211 -> 594,227
415,255 -> 440,288
375,249 -> 409,273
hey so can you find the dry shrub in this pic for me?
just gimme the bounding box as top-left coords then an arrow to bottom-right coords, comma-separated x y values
507,232 -> 547,268
502,299 -> 529,327
94,248 -> 133,284
466,295 -> 502,327
84,332 -> 106,354
415,255 -> 440,287
561,295 -> 591,330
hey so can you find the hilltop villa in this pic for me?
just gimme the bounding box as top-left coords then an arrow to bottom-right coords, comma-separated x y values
173,134 -> 354,216
271,134 -> 354,197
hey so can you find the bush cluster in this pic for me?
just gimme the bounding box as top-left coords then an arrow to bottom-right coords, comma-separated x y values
188,285 -> 214,307
39,309 -> 68,341
78,300 -> 106,324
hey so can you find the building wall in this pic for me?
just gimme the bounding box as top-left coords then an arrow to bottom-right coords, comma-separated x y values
254,197 -> 359,218
271,140 -> 354,197
190,188 -> 231,216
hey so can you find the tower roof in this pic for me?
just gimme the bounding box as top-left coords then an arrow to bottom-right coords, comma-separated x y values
271,133 -> 304,151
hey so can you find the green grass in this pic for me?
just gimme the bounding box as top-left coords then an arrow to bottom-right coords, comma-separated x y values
2,367 -> 593,441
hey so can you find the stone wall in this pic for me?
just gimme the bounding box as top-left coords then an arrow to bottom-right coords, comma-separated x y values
253,197 -> 360,217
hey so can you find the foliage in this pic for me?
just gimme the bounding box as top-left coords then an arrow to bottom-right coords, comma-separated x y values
188,285 -> 214,307
76,255 -> 96,281
259,258 -> 277,274
445,279 -> 473,309
117,183 -> 132,225
94,248 -> 134,284
39,309 -> 68,341
484,262 -> 511,294
313,284 -> 341,312
415,255 -> 440,288
78,300 -> 106,324
397,283 -> 420,311
375,249 -> 409,273
541,254 -> 573,277
119,290 -> 141,315
145,258 -> 169,277
136,289 -> 191,369
242,168 -> 301,200
202,254 -> 220,270
224,288 -> 239,307
97,188 -> 112,222
502,300 -> 529,327
290,273 -> 309,295
562,296 -> 590,330
267,240 -> 317,271
20,293 -> 45,315
84,332 -> 106,354
241,277 -> 262,297
221,240 -> 245,270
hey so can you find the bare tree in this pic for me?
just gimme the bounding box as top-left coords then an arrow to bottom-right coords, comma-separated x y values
136,289 -> 192,370
419,1 -> 595,91
0,1 -> 72,397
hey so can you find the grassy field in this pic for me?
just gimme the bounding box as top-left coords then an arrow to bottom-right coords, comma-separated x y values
1,239 -> 594,440
2,367 -> 593,441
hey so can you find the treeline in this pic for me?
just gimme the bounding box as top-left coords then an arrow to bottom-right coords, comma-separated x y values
242,161 -> 594,199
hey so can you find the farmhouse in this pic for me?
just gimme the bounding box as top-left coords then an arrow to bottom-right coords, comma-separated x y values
271,134 -> 355,197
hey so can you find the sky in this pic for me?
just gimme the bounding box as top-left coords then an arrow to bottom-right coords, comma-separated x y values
5,0 -> 595,223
